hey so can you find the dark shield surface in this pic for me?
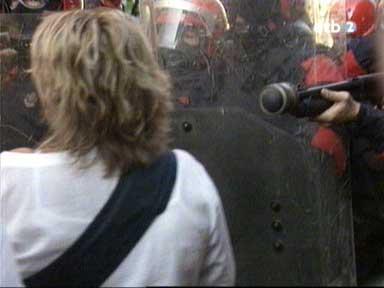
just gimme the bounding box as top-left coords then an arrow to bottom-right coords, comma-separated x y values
0,1 -> 357,286
142,0 -> 357,285
0,13 -> 46,150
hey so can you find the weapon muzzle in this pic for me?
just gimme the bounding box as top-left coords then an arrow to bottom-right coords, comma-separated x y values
259,82 -> 298,115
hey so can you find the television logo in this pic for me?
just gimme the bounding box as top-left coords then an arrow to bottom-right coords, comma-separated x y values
314,20 -> 357,34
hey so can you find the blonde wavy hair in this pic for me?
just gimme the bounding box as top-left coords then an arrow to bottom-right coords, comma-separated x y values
31,8 -> 172,176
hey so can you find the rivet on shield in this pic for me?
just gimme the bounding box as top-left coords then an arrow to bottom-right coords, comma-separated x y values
271,201 -> 281,212
272,220 -> 283,232
273,240 -> 284,252
182,122 -> 193,133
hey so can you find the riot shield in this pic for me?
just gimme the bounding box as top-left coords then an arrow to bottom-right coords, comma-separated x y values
142,0 -> 357,285
0,12 -> 46,150
0,1 -> 373,285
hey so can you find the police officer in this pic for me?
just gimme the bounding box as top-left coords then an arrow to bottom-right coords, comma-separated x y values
230,0 -> 314,94
154,0 -> 229,107
315,0 -> 384,280
316,0 -> 384,201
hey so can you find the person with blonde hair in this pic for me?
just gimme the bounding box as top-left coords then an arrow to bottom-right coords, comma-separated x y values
0,8 -> 235,287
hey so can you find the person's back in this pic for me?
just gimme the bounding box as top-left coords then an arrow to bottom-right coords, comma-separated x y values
0,225 -> 23,287
1,149 -> 234,286
0,9 -> 235,286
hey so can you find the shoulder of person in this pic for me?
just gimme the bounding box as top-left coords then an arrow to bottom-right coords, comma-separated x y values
0,149 -> 64,169
172,149 -> 222,209
0,148 -> 34,165
9,148 -> 34,153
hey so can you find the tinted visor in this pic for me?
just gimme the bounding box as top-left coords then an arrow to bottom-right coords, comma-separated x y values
156,9 -> 206,49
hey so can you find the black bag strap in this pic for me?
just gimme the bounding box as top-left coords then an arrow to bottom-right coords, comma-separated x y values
24,151 -> 177,287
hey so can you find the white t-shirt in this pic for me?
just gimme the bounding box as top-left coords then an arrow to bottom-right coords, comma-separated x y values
0,226 -> 23,287
0,149 -> 235,286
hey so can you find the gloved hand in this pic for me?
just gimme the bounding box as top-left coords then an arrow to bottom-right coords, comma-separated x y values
314,89 -> 361,124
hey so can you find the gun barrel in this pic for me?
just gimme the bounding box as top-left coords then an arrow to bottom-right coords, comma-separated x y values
259,73 -> 384,118
298,73 -> 384,99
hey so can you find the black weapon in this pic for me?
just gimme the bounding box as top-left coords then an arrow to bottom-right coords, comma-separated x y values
259,73 -> 384,118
